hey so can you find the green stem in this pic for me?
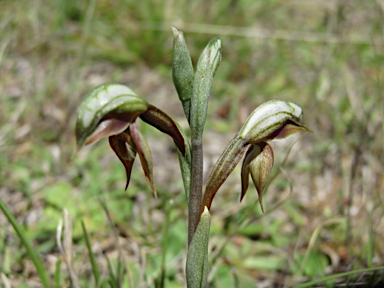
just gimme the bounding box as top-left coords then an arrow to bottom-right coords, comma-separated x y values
188,138 -> 204,244
0,198 -> 50,288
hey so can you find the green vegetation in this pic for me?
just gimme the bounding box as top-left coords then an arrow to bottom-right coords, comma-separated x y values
1,0 -> 383,287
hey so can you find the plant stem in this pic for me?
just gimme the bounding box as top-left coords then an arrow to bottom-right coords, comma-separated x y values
187,37 -> 221,246
188,138 -> 203,244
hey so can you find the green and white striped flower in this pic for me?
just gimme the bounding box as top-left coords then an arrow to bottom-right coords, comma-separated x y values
75,83 -> 187,197
202,99 -> 311,212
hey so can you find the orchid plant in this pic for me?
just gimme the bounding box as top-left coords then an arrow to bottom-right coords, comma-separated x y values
75,27 -> 310,288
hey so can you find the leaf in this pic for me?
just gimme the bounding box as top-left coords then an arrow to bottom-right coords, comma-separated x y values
172,27 -> 194,121
81,221 -> 102,286
242,255 -> 285,270
190,37 -> 222,140
174,122 -> 192,202
0,199 -> 50,288
186,207 -> 211,288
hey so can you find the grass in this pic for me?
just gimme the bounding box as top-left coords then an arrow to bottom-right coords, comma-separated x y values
1,0 -> 384,287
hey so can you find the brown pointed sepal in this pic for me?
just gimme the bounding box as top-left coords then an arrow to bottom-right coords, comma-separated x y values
129,123 -> 157,199
109,133 -> 137,190
139,105 -> 186,156
240,142 -> 274,213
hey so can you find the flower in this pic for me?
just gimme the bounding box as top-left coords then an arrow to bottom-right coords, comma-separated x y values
75,83 -> 187,197
202,99 -> 311,212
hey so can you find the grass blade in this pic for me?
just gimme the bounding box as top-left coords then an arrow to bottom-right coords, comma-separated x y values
106,255 -> 118,288
81,220 -> 101,286
157,199 -> 173,288
0,198 -> 50,288
53,259 -> 61,288
293,266 -> 384,288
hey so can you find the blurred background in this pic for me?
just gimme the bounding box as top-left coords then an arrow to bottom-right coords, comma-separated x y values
1,0 -> 384,287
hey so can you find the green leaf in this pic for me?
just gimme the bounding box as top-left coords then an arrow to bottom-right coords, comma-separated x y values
190,37 -> 221,140
242,255 -> 285,270
283,202 -> 307,227
172,27 -> 194,121
53,259 -> 61,288
174,122 -> 192,202
42,182 -> 73,209
294,266 -> 384,288
186,207 -> 211,288
81,220 -> 101,287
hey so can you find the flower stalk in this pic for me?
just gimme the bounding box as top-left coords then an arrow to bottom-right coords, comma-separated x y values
188,37 -> 221,244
